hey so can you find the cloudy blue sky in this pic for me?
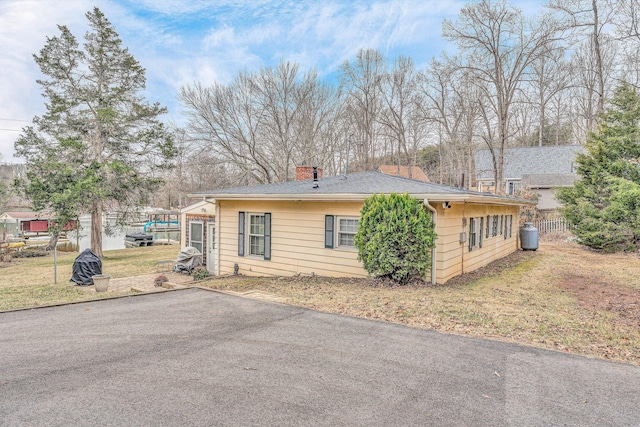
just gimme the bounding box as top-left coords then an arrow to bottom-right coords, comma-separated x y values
0,0 -> 543,163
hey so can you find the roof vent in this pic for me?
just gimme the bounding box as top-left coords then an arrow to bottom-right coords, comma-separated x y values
312,166 -> 319,188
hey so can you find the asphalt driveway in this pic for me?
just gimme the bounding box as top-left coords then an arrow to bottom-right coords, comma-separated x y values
1,288 -> 638,426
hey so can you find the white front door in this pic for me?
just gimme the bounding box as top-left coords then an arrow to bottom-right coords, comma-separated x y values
207,223 -> 216,274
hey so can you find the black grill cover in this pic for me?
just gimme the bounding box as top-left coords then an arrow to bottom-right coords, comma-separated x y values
70,249 -> 102,286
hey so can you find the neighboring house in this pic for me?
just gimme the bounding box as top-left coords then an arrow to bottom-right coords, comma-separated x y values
377,165 -> 429,182
0,211 -> 77,237
474,145 -> 584,210
186,167 -> 532,284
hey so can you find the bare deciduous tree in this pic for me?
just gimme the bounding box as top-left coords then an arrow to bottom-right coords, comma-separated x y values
613,0 -> 640,86
548,0 -> 618,117
419,57 -> 482,188
443,0 -> 557,193
528,43 -> 573,146
379,56 -> 426,178
339,49 -> 386,172
568,36 -> 617,141
181,61 -> 340,185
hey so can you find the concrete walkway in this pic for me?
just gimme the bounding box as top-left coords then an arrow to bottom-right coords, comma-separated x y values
76,271 -> 195,293
1,288 -> 638,426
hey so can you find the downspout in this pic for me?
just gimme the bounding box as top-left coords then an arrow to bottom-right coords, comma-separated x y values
215,200 -> 220,276
423,199 -> 437,285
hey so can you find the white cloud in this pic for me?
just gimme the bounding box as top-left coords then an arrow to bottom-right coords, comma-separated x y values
0,0 -> 544,163
203,25 -> 237,48
0,0 -> 98,162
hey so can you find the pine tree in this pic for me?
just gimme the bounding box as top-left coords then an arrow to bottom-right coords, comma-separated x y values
15,8 -> 175,256
557,83 -> 640,251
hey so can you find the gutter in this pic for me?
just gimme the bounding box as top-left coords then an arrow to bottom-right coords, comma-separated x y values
423,199 -> 437,285
186,192 -> 534,206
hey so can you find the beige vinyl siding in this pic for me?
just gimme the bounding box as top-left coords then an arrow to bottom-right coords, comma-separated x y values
435,203 -> 519,283
214,198 -> 521,283
217,200 -> 366,278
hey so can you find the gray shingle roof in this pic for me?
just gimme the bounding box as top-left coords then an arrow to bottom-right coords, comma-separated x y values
522,173 -> 578,188
474,145 -> 584,181
193,171 -> 467,196
190,171 -> 531,205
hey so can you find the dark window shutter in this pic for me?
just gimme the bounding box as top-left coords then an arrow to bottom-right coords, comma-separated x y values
264,213 -> 271,260
325,215 -> 334,248
479,217 -> 483,248
486,215 -> 490,238
468,217 -> 474,252
504,215 -> 507,240
238,212 -> 245,257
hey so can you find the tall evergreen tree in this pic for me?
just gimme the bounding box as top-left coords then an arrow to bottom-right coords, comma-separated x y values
15,8 -> 175,257
557,83 -> 640,251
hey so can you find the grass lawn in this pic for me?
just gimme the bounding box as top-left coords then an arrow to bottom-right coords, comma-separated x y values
0,245 -> 179,310
1,239 -> 638,365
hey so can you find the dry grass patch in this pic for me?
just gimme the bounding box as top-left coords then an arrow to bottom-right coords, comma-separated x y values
0,245 -> 180,310
2,239 -> 638,365
200,239 -> 640,365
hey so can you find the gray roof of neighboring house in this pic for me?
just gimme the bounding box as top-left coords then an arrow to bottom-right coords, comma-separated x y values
474,145 -> 584,181
189,171 -> 532,205
522,173 -> 578,188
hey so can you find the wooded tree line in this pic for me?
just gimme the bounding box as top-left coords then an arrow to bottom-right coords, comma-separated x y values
11,1 -> 640,255
160,0 -> 640,204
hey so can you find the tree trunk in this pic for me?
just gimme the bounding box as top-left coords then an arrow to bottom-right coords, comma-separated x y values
91,203 -> 103,258
496,146 -> 505,195
539,97 -> 545,146
45,232 -> 60,251
592,0 -> 605,116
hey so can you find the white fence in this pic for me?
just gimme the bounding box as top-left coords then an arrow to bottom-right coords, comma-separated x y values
534,218 -> 567,234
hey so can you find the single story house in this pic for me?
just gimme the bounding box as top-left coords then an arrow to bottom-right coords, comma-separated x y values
185,167 -> 532,284
474,145 -> 584,210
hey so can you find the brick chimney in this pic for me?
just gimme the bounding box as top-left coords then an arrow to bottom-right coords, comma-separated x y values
296,166 -> 323,181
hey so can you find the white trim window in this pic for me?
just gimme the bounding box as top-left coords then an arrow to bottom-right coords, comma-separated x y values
468,217 -> 477,251
337,217 -> 359,248
238,212 -> 271,260
468,217 -> 483,251
248,214 -> 265,257
504,215 -> 513,239
506,180 -> 521,195
492,215 -> 499,237
189,221 -> 203,254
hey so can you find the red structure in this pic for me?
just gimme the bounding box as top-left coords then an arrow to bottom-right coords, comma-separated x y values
0,211 -> 77,237
21,219 -> 49,233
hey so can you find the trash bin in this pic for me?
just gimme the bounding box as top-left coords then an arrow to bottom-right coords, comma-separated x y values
520,222 -> 538,251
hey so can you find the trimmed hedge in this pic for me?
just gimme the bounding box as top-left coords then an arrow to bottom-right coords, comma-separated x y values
355,193 -> 436,285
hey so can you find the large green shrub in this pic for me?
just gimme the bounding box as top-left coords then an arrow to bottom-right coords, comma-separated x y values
354,193 -> 436,285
